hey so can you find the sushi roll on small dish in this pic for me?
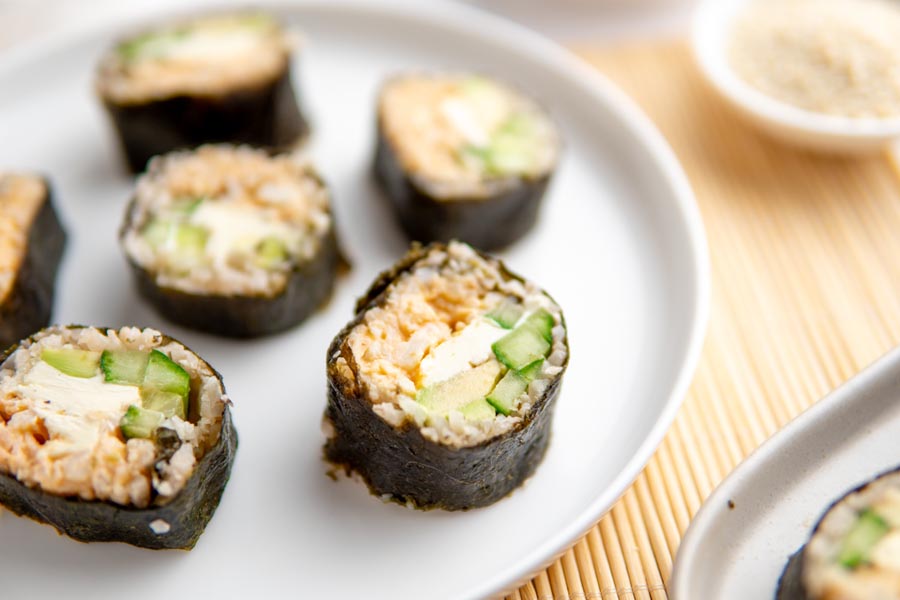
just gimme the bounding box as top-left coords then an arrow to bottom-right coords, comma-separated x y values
121,145 -> 344,338
96,12 -> 307,173
324,241 -> 568,510
374,74 -> 561,250
778,467 -> 900,599
0,173 -> 66,351
0,325 -> 237,549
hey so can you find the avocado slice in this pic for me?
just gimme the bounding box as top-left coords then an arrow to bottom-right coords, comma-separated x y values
416,361 -> 501,417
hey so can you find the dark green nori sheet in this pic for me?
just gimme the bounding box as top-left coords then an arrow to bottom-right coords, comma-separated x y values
104,67 -> 307,173
776,550 -> 806,600
0,180 -> 66,352
122,192 -> 346,339
373,118 -> 553,252
323,243 -> 568,510
0,410 -> 236,550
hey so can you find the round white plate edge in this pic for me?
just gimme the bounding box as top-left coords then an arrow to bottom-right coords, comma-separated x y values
0,1 -> 711,596
669,345 -> 900,599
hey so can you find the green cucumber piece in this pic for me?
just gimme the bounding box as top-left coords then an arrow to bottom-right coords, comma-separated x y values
41,349 -> 101,378
175,224 -> 209,255
118,28 -> 188,63
491,309 -> 555,371
416,361 -> 501,416
120,405 -> 165,439
496,113 -> 536,137
143,350 -> 190,398
485,301 -> 524,329
460,398 -> 496,421
171,197 -> 204,216
255,236 -> 289,269
519,359 -> 544,381
486,143 -> 533,176
486,369 -> 528,416
141,219 -> 173,249
141,389 -> 187,420
100,350 -> 149,385
522,308 -> 555,342
839,509 -> 890,568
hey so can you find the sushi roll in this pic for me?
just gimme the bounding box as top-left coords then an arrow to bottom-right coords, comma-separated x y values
324,241 -> 568,509
0,174 -> 66,351
120,145 -> 344,338
777,468 -> 900,599
96,12 -> 307,173
374,74 -> 561,250
0,325 -> 237,549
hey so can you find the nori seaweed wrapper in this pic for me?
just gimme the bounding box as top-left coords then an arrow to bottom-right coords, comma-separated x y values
120,175 -> 347,339
323,243 -> 568,510
103,60 -> 307,174
776,550 -> 807,600
0,331 -> 238,550
373,124 -> 553,251
0,179 -> 66,352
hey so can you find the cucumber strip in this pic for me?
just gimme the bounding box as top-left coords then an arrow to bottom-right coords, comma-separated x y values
522,308 -> 555,342
486,369 -> 528,416
118,29 -> 188,63
496,113 -> 535,137
485,302 -> 524,329
175,224 -> 209,254
492,325 -> 550,372
41,349 -> 101,378
141,389 -> 187,420
171,197 -> 203,215
519,358 -> 544,382
143,350 -> 190,398
255,236 -> 289,269
839,509 -> 890,568
100,350 -> 150,385
141,219 -> 173,249
839,510 -> 890,568
120,405 -> 165,440
460,398 -> 496,421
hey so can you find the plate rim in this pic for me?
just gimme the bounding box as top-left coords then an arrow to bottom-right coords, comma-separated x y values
0,1 -> 710,597
669,345 -> 900,599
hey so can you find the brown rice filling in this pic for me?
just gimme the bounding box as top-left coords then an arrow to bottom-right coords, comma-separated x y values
0,174 -> 46,304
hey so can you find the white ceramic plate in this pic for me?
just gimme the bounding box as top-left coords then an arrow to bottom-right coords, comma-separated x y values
670,347 -> 900,599
0,1 -> 708,598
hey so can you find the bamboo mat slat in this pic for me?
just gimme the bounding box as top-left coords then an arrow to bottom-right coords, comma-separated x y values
507,39 -> 900,600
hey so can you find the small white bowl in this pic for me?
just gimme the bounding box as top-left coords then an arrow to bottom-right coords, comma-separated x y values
692,0 -> 900,154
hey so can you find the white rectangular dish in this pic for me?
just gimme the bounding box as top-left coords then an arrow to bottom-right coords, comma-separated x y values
671,346 -> 900,599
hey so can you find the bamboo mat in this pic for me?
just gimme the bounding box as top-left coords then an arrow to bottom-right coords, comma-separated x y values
506,39 -> 900,600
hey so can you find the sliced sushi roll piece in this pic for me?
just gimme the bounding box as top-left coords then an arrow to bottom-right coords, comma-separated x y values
374,74 -> 561,250
0,174 -> 66,351
777,468 -> 900,599
324,241 -> 568,510
121,145 -> 344,338
0,325 -> 237,549
96,12 -> 307,173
